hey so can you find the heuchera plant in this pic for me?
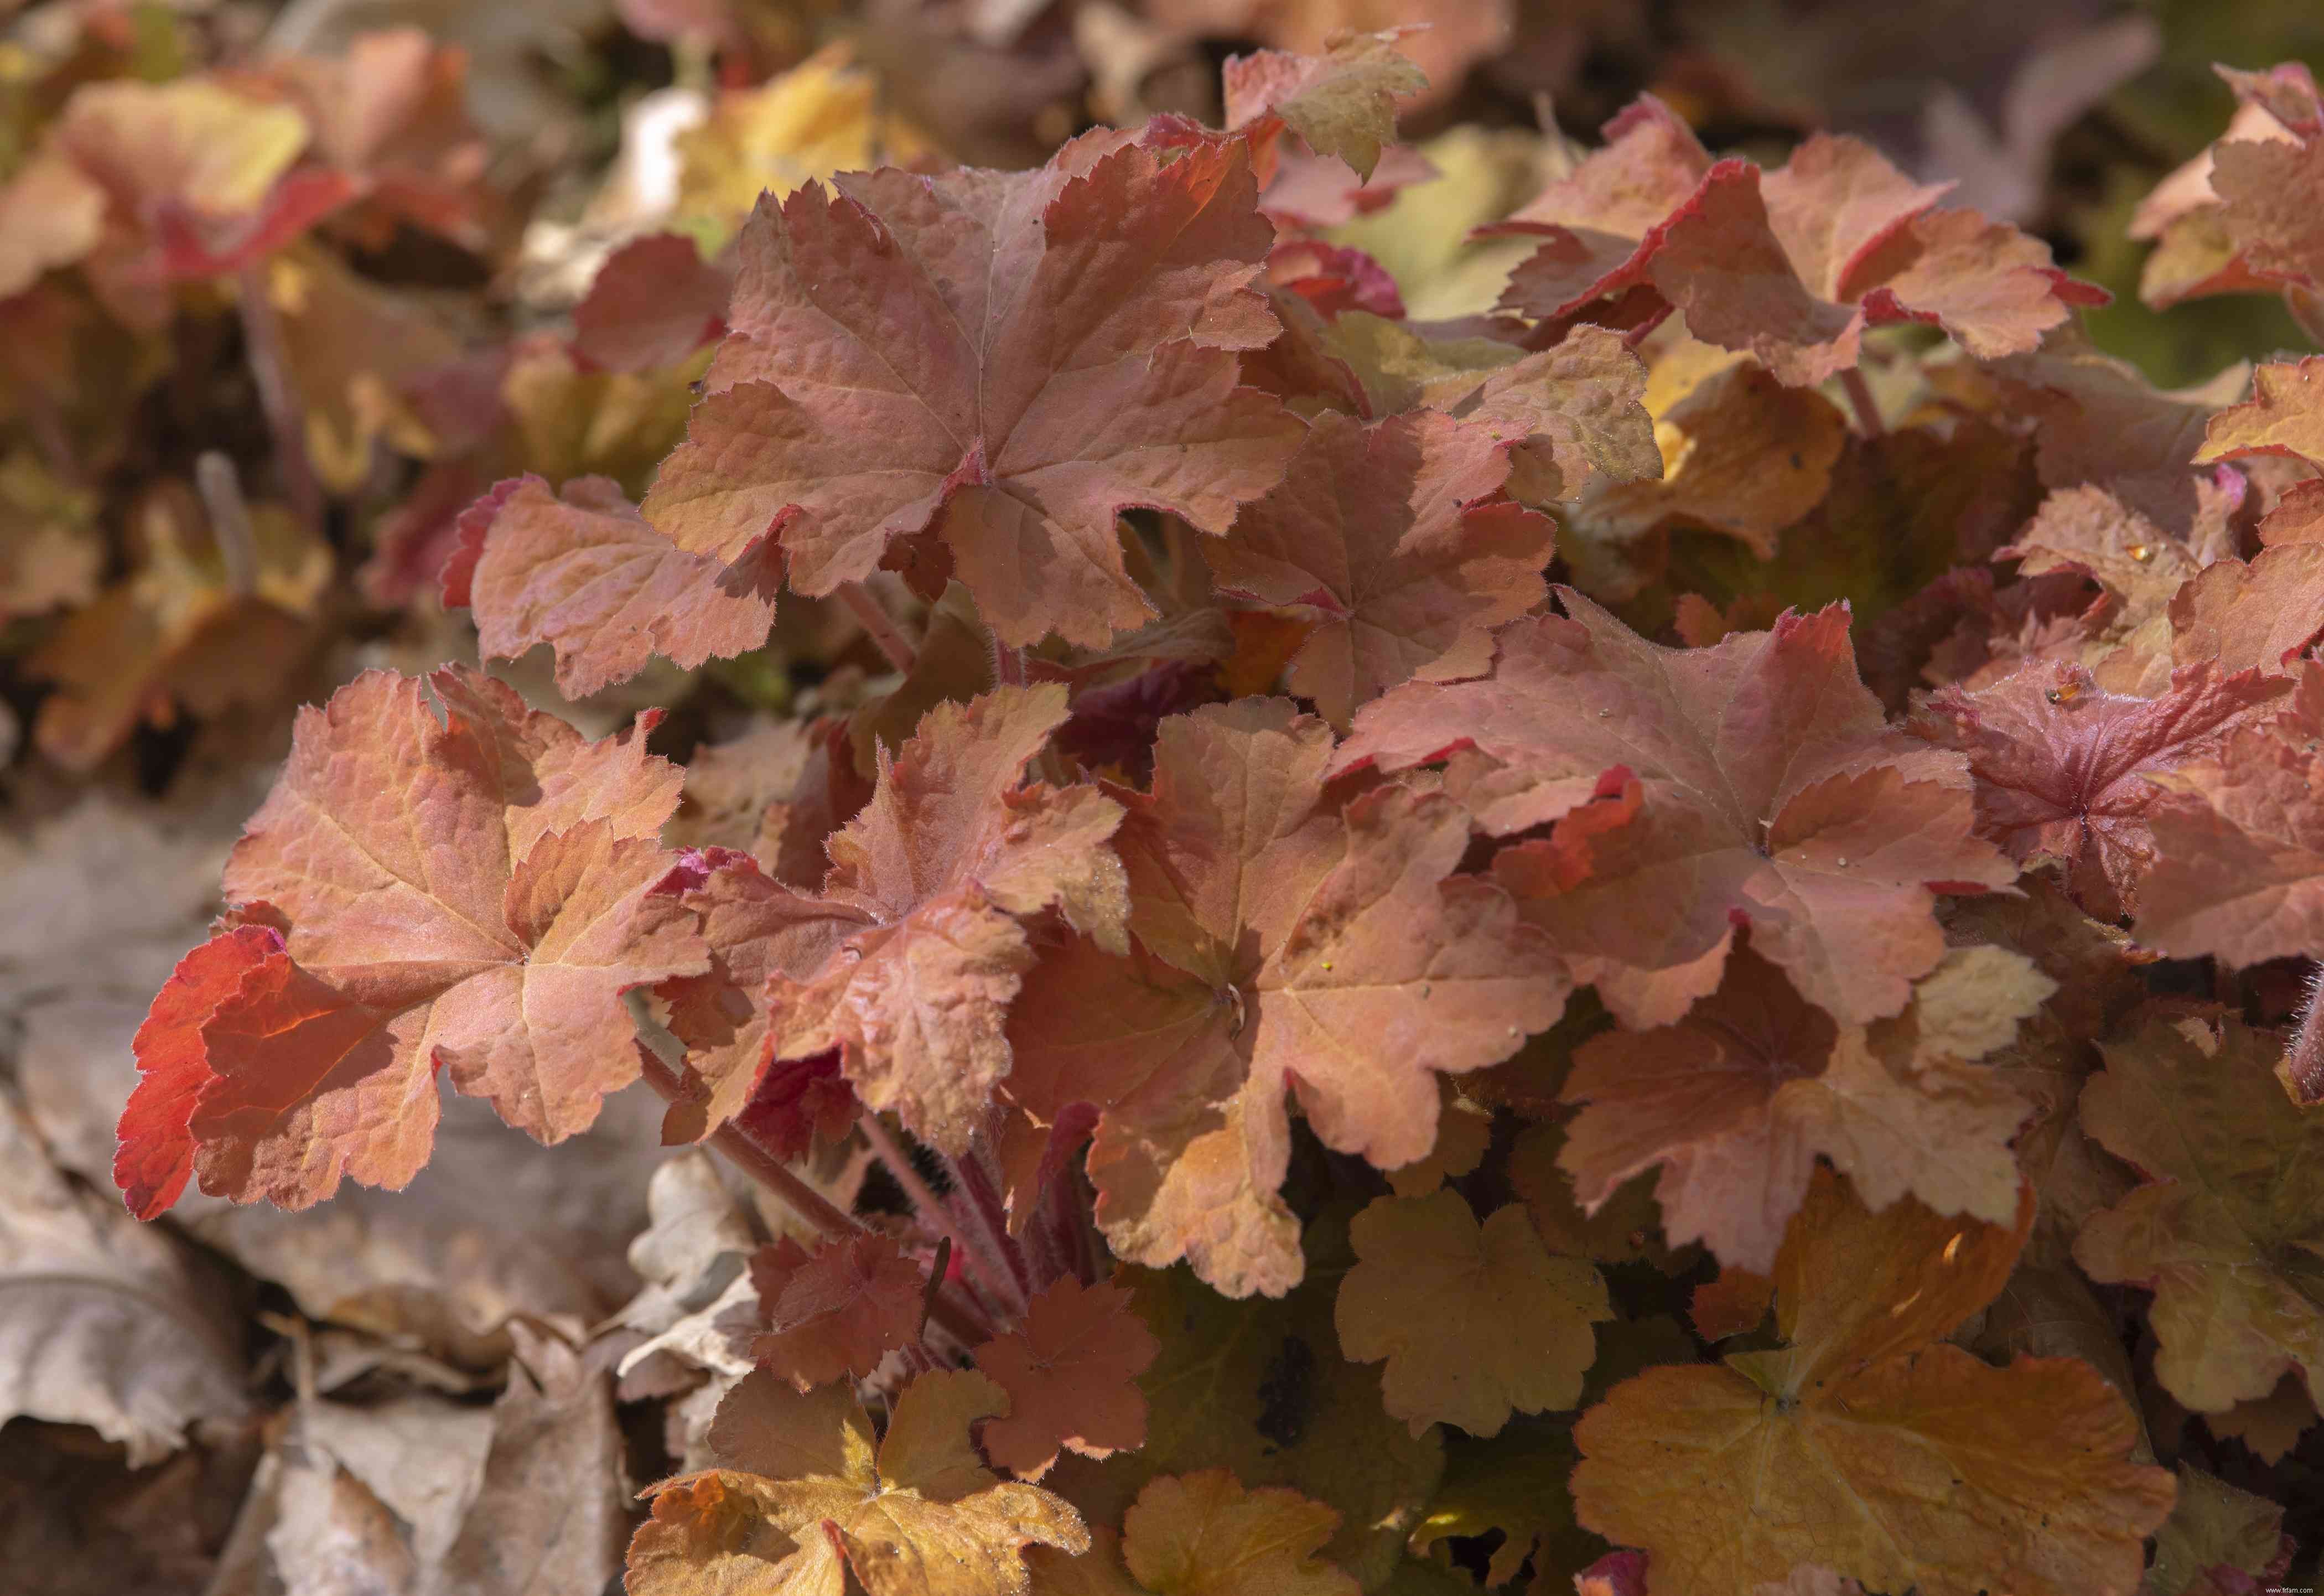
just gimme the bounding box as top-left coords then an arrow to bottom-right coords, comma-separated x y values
114,32 -> 2324,1596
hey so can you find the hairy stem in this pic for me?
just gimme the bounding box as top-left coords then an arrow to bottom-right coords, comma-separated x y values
858,1108 -> 1026,1322
946,1136 -> 1036,1304
1838,366 -> 1886,439
234,260 -> 324,535
993,641 -> 1026,687
2284,961 -> 2324,1106
839,581 -> 918,674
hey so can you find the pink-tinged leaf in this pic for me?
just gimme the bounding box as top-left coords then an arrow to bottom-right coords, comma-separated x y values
1009,701 -> 1565,1297
650,846 -> 868,1143
449,474 -> 779,698
766,686 -> 1131,1155
116,924 -> 282,1219
2197,357 -> 2324,470
1645,134 -> 2100,386
1204,409 -> 1555,727
1222,29 -> 1429,184
1336,591 -> 2011,1027
642,132 -> 1304,649
1492,95 -> 1718,323
2138,664 -> 2324,966
1915,659 -> 2291,919
572,232 -> 734,374
121,667 -> 703,1211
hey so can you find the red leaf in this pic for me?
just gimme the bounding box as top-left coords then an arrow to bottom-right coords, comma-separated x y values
973,1277 -> 1159,1478
749,1234 -> 928,1390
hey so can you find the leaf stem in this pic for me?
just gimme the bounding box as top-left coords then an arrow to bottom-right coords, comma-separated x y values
945,1137 -> 1037,1304
1837,366 -> 1886,439
196,451 -> 260,599
839,581 -> 918,674
993,642 -> 1026,687
637,1049 -> 865,1240
234,260 -> 324,536
858,1107 -> 1027,1322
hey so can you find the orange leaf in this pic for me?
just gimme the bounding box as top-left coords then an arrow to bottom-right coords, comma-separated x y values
116,667 -> 701,1212
1120,1470 -> 1356,1596
631,1369 -> 1087,1596
1571,1169 -> 2173,1596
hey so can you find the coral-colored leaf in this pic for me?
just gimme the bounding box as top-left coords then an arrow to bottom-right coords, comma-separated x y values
974,1278 -> 1159,1479
2139,664 -> 2324,965
642,132 -> 1303,649
1491,95 -> 1716,323
1646,133 -> 2102,385
573,232 -> 734,375
749,1234 -> 928,1390
1120,1470 -> 1357,1596
1557,943 -> 2043,1272
116,667 -> 700,1212
1009,701 -> 1565,1297
650,846 -> 867,1142
1337,590 -> 2011,1027
769,685 -> 1130,1154
1916,659 -> 2290,918
449,474 -> 779,698
630,1368 -> 1087,1596
1572,1169 -> 2173,1596
1202,410 -> 1555,728
1335,1191 -> 1609,1437
2073,1011 -> 2324,1414
260,28 -> 494,249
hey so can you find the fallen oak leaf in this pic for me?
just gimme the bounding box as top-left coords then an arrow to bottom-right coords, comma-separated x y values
629,1367 -> 1088,1596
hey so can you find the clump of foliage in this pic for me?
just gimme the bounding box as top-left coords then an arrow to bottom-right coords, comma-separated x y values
11,7 -> 2324,1594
